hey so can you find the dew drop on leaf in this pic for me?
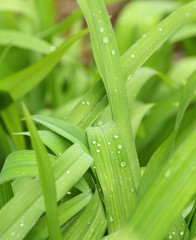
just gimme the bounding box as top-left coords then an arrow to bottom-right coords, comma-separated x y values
121,161 -> 126,167
103,37 -> 109,44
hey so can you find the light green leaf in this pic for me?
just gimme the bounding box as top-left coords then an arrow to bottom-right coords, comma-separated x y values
31,115 -> 88,150
87,121 -> 136,233
0,29 -> 88,103
23,104 -> 62,240
62,190 -> 106,240
0,143 -> 93,240
0,150 -> 56,184
25,191 -> 93,240
0,30 -> 52,54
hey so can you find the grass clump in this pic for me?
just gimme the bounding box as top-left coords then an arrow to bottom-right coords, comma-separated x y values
0,0 -> 196,239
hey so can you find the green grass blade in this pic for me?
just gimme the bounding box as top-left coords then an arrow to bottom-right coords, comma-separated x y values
0,29 -> 88,104
62,190 -> 107,240
121,1 -> 196,80
0,0 -> 37,21
0,30 -> 52,54
0,150 -> 56,184
0,182 -> 13,209
19,130 -> 71,156
38,9 -> 83,38
87,121 -> 136,233
25,191 -> 93,240
31,115 -> 88,150
0,143 -> 93,240
77,0 -> 141,186
23,104 -> 62,240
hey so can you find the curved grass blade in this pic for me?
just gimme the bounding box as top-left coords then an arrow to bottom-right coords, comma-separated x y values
18,130 -> 71,156
67,1 -> 196,135
23,104 -> 62,240
0,143 -> 93,240
170,24 -> 196,44
0,150 -> 56,184
31,115 -> 88,150
0,29 -> 88,104
87,121 -> 136,233
25,190 -> 93,240
62,190 -> 106,240
0,0 -> 37,21
77,0 -> 141,186
0,30 -> 52,54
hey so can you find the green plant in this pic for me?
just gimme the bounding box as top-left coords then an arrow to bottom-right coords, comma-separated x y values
0,0 -> 196,239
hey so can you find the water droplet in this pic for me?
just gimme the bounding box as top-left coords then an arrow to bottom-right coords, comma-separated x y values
103,37 -> 109,44
143,34 -> 146,38
93,166 -> 96,169
165,169 -> 171,178
110,186 -> 114,192
112,50 -> 116,55
114,135 -> 119,139
100,27 -> 104,33
159,28 -> 162,31
105,175 -> 107,179
82,101 -> 85,104
114,89 -> 118,92
11,232 -> 15,236
172,232 -> 175,235
98,19 -> 101,23
98,121 -> 103,126
91,229 -> 94,232
110,216 -> 114,222
121,161 -> 126,167
131,187 -> 134,193
180,231 -> 184,236
97,149 -> 101,153
97,143 -> 101,147
118,144 -> 122,149
169,235 -> 173,239
67,191 -> 71,195
86,101 -> 90,105
185,12 -> 190,18
131,54 -> 135,58
66,170 -> 70,174
50,46 -> 56,52
20,223 -> 24,227
99,10 -> 102,14
59,153 -> 62,156
118,151 -> 120,154
92,141 -> 96,144
108,142 -> 111,145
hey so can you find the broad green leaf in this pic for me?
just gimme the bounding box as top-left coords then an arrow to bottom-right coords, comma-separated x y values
25,191 -> 93,240
0,143 -> 93,240
0,29 -> 88,104
23,104 -> 62,240
77,0 -> 141,187
87,121 -> 136,233
0,150 -> 56,184
31,115 -> 88,150
0,30 -> 52,54
62,190 -> 106,240
166,217 -> 189,240
0,0 -> 37,21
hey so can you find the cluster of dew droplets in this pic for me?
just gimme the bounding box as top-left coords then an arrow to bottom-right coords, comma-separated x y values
82,100 -> 90,106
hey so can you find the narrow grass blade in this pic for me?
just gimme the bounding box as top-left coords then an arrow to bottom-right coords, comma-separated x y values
0,0 -> 37,21
0,150 -> 56,184
1,103 -> 26,150
25,191 -> 93,240
23,104 -> 62,240
31,115 -> 88,150
0,29 -> 88,104
0,143 -> 93,240
62,190 -> 107,240
38,9 -> 83,38
0,182 -> 13,209
67,2 -> 195,137
170,24 -> 196,44
87,121 -> 136,233
18,130 -> 71,156
0,30 -> 52,54
77,0 -> 141,186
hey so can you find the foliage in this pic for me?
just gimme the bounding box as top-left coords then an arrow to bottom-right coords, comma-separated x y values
0,0 -> 196,239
